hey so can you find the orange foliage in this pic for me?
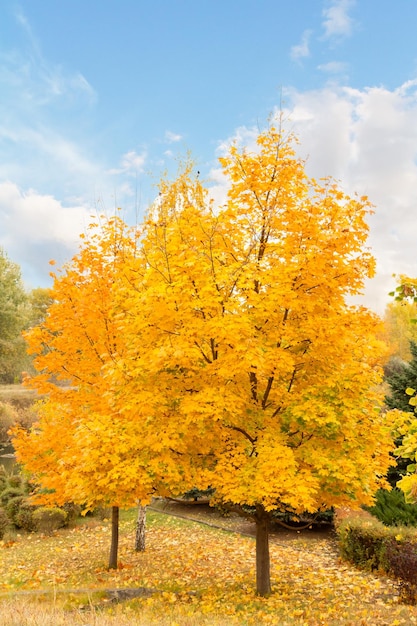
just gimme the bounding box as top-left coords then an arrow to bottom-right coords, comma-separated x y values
12,216 -> 155,511
12,126 -> 394,595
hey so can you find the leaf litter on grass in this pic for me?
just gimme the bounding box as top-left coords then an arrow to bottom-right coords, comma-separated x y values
0,511 -> 417,624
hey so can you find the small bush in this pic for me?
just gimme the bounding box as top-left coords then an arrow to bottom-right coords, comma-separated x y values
0,466 -> 8,491
0,507 -> 9,539
0,487 -> 24,506
182,487 -> 215,501
366,489 -> 417,527
14,502 -> 37,532
93,506 -> 111,520
33,507 -> 67,534
336,515 -> 392,571
5,494 -> 26,523
6,474 -> 24,489
385,538 -> 417,604
62,502 -> 81,526
336,511 -> 417,604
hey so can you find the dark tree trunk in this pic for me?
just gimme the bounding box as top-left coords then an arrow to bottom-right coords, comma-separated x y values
134,503 -> 146,552
255,504 -> 271,596
108,505 -> 119,569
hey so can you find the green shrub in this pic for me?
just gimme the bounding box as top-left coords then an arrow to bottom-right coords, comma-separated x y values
182,487 -> 215,501
33,507 -> 67,534
6,474 -> 24,489
336,512 -> 417,604
0,486 -> 24,506
385,538 -> 417,604
14,502 -> 37,532
5,494 -> 26,523
336,515 -> 392,571
0,507 -> 9,539
62,502 -> 81,526
0,466 -> 7,492
366,489 -> 417,526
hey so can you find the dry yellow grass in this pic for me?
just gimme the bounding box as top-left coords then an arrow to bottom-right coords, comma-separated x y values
1,509 -> 417,624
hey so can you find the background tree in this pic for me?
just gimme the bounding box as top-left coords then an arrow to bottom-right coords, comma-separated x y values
27,288 -> 53,329
12,216 -> 155,568
386,277 -> 417,503
0,248 -> 29,383
383,299 -> 417,363
383,341 -> 417,487
114,128 -> 394,596
386,342 -> 417,413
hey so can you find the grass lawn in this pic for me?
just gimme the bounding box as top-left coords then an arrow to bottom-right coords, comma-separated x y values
0,508 -> 416,625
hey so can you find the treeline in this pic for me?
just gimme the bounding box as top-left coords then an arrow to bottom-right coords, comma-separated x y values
0,249 -> 51,383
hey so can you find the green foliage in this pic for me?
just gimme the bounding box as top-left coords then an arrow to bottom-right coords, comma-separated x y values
385,341 -> 417,412
62,502 -> 82,526
1,486 -> 24,506
0,506 -> 9,539
385,539 -> 417,604
0,466 -> 76,533
27,288 -> 52,328
0,249 -> 31,384
383,356 -> 408,380
0,467 -> 34,530
182,487 -> 215,501
33,507 -> 67,533
0,393 -> 39,446
336,515 -> 392,571
0,467 -> 6,492
0,251 -> 51,384
0,402 -> 18,444
14,501 -> 37,532
336,512 -> 417,604
384,341 -> 417,486
4,493 -> 25,520
365,488 -> 417,527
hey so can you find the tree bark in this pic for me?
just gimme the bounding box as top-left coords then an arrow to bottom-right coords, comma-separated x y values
108,505 -> 119,569
134,503 -> 146,551
255,504 -> 271,596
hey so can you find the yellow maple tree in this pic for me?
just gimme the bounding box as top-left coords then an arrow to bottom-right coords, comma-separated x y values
12,215 -> 156,567
113,127 -> 394,595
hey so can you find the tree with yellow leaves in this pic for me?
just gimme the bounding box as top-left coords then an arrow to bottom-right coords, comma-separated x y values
113,127 -> 394,596
383,299 -> 417,362
12,215 -> 156,568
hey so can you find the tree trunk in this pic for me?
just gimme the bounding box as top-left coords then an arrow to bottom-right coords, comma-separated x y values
134,503 -> 146,551
108,505 -> 119,569
255,505 -> 271,596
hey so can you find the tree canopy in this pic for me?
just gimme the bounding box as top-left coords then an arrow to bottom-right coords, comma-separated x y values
0,248 -> 31,383
112,127 -> 393,594
13,126 -> 394,596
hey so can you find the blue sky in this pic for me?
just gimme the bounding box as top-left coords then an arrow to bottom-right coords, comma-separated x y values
1,0 -> 417,313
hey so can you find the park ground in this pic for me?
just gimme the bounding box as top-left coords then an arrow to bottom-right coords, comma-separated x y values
0,501 -> 417,625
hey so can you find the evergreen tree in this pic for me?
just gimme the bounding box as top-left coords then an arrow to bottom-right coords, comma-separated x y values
385,340 -> 417,486
386,341 -> 417,412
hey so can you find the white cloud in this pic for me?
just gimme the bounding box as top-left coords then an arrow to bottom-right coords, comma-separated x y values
290,30 -> 312,61
285,83 -> 417,313
0,182 -> 92,286
107,150 -> 147,176
121,151 -> 147,173
216,125 -> 259,156
317,61 -> 350,76
322,0 -> 355,39
213,81 -> 417,314
165,130 -> 182,143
